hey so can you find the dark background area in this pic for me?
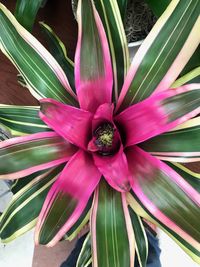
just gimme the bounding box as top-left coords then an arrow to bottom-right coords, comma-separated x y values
0,0 -> 77,105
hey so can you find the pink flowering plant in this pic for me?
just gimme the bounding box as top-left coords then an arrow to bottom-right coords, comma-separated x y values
0,0 -> 200,266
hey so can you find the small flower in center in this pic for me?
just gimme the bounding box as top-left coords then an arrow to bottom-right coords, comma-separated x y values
88,122 -> 120,156
95,123 -> 114,148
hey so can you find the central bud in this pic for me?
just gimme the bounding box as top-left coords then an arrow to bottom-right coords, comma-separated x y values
91,122 -> 120,156
95,123 -> 114,148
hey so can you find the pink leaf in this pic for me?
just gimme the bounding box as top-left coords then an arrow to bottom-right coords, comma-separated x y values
40,98 -> 92,149
75,0 -> 113,112
35,149 -> 101,246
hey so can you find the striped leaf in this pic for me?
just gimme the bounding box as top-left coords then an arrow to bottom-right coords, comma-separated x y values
15,0 -> 46,31
0,165 -> 63,242
0,3 -> 77,105
76,233 -> 92,267
35,150 -> 101,246
127,193 -> 200,264
0,123 -> 11,141
94,0 -> 129,101
75,0 -> 113,113
166,162 -> 200,193
147,0 -> 200,81
117,0 -> 200,111
116,85 -> 200,147
126,146 -> 200,264
141,117 -> 200,162
64,197 -> 92,241
116,0 -> 128,20
0,132 -> 77,179
172,66 -> 200,87
128,207 -> 148,267
91,180 -> 135,267
0,105 -> 50,136
39,22 -> 75,91
11,169 -> 48,195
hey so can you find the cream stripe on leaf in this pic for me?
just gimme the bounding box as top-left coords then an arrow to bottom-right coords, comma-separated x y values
0,4 -> 77,106
0,105 -> 50,135
94,0 -> 129,101
39,22 -> 75,92
128,208 -> 148,267
91,180 -> 135,267
118,0 -> 200,111
127,193 -> 200,264
0,165 -> 63,242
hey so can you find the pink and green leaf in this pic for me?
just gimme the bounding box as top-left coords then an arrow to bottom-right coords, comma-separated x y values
141,116 -> 200,162
0,105 -> 50,135
166,162 -> 200,193
117,0 -> 200,111
91,180 -> 135,267
35,150 -> 101,246
0,165 -> 63,242
116,85 -> 200,146
0,3 -> 77,105
39,98 -> 92,149
75,0 -> 113,112
0,132 -> 77,179
94,0 -> 129,101
63,197 -> 92,241
93,146 -> 131,192
126,146 -> 200,263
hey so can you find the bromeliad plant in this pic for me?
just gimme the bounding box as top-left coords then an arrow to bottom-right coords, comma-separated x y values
0,0 -> 200,266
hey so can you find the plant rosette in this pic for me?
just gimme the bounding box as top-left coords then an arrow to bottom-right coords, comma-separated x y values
0,1 -> 200,267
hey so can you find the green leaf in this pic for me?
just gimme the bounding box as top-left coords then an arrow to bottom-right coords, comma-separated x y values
0,123 -> 11,141
145,0 -> 171,17
172,66 -> 200,87
91,180 -> 135,267
166,162 -> 200,193
129,208 -> 148,267
0,105 -> 50,136
0,132 -> 76,179
145,0 -> 200,84
117,0 -> 128,21
94,0 -> 129,101
64,197 -> 92,241
15,0 -> 47,31
181,45 -> 200,77
0,4 -> 77,106
128,192 -> 200,264
141,117 -> 200,162
126,147 -> 200,264
39,22 -> 75,92
0,165 -> 63,242
76,233 -> 92,267
118,0 -> 200,111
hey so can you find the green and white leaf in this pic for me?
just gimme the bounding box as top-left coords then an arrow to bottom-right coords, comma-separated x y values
0,4 -> 77,106
15,0 -> 47,31
94,0 -> 129,101
0,165 -> 63,242
76,233 -> 92,267
0,105 -> 50,136
39,22 -> 75,91
129,207 -> 148,267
